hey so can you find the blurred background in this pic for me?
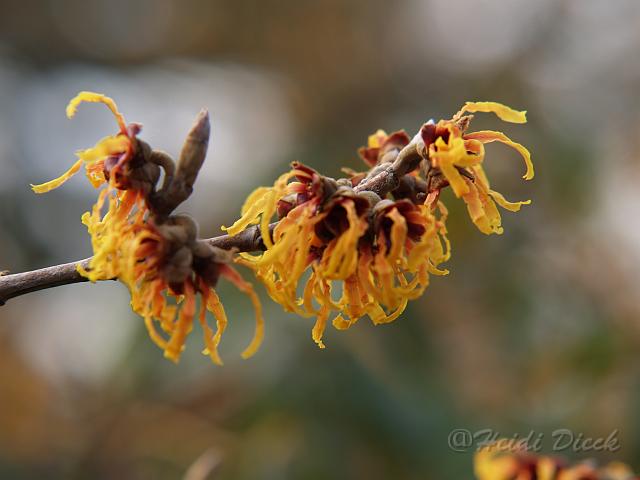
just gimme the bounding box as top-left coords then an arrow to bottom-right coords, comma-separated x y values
1,0 -> 640,478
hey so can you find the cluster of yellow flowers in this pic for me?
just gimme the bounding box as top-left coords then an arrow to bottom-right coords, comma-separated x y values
475,440 -> 636,480
32,92 -> 263,364
423,102 -> 533,234
225,163 -> 450,347
31,92 -> 533,361
224,101 -> 533,347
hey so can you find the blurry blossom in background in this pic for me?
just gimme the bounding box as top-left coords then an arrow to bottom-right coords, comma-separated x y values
0,0 -> 639,479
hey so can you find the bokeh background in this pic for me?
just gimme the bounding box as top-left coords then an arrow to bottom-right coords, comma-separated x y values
1,1 -> 640,478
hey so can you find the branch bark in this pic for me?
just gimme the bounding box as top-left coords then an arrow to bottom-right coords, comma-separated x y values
0,224 -> 272,305
353,136 -> 422,196
0,259 -> 91,306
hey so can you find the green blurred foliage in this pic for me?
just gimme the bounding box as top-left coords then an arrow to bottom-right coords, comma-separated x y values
0,0 -> 639,478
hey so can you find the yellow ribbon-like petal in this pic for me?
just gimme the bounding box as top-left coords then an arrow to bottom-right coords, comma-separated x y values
31,158 -> 84,193
489,190 -> 531,212
460,101 -> 527,124
66,91 -> 127,131
219,265 -> 265,359
430,136 -> 472,197
31,135 -> 130,193
464,130 -> 534,180
76,135 -> 130,163
222,171 -> 293,237
462,181 -> 504,235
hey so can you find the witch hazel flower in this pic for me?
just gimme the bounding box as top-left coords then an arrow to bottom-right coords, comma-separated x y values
419,101 -> 534,234
475,439 -> 636,480
30,92 -> 264,364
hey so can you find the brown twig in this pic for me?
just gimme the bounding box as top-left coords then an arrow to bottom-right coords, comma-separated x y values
0,259 -> 91,306
0,224 -> 273,305
353,137 -> 422,196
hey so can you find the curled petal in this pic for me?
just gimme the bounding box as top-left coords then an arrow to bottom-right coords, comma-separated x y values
386,207 -> 408,265
369,293 -> 408,325
462,181 -> 503,235
489,190 -> 531,212
164,280 -> 197,363
312,309 -> 330,348
31,158 -> 84,193
203,287 -> 228,365
240,187 -> 271,216
311,278 -> 332,348
464,130 -> 534,180
30,135 -> 129,193
144,313 -> 169,351
320,200 -> 367,279
459,101 -> 527,124
222,171 -> 293,237
223,188 -> 272,235
77,135 -> 130,163
66,91 -> 127,132
221,264 -> 265,359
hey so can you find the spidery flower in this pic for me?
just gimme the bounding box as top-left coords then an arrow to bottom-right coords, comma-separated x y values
81,203 -> 263,364
31,92 -> 136,193
420,101 -> 534,234
224,101 -> 532,347
475,439 -> 636,480
225,164 -> 449,347
31,92 -> 264,364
